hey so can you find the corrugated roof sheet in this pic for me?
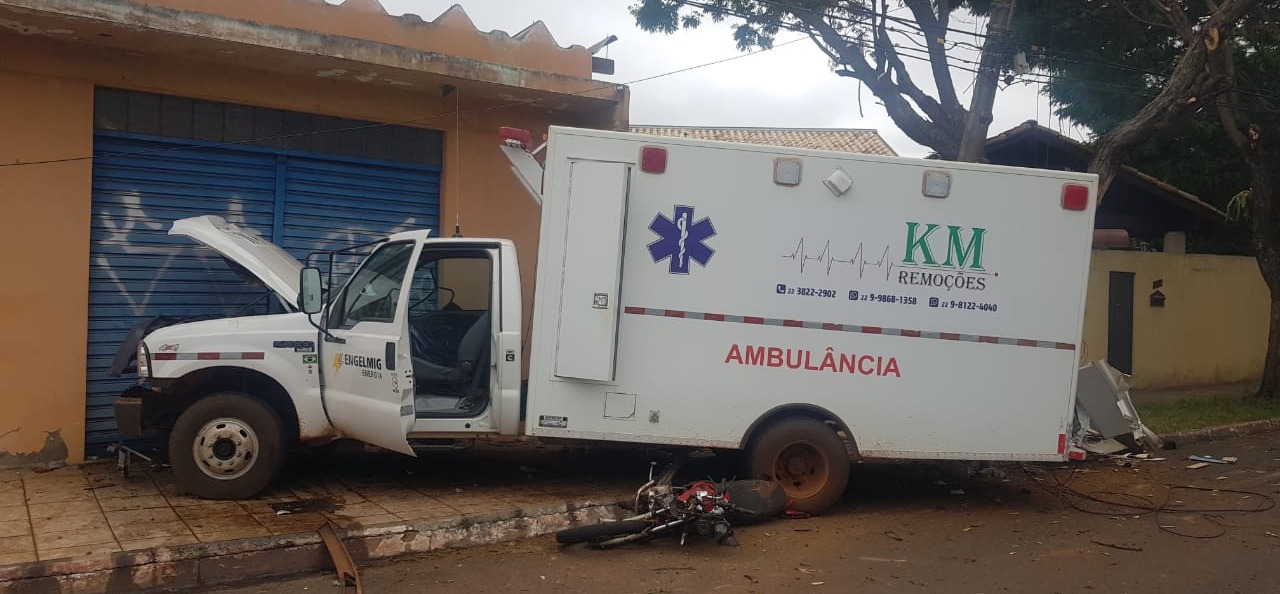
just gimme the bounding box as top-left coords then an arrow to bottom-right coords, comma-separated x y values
630,126 -> 897,156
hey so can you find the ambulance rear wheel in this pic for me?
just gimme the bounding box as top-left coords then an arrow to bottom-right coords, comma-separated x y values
169,392 -> 285,500
747,418 -> 849,514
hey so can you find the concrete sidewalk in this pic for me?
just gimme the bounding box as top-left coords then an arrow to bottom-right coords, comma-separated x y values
0,444 -> 638,591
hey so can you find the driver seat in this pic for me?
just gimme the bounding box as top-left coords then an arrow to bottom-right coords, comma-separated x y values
411,311 -> 491,389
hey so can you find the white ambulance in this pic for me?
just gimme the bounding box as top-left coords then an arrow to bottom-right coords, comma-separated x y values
112,126 -> 1098,513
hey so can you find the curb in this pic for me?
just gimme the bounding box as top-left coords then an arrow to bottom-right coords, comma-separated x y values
1163,418 -> 1280,447
0,497 -> 628,593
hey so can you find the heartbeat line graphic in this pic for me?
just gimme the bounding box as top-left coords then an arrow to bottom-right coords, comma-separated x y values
781,238 -> 897,280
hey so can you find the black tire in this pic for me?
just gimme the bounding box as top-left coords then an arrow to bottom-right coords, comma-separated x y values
169,392 -> 285,500
746,417 -> 850,515
555,519 -> 649,545
723,479 -> 788,525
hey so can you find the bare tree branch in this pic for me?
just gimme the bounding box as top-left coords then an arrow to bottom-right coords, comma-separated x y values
794,9 -> 963,156
1090,0 -> 1260,198
903,0 -> 962,111
1149,0 -> 1195,41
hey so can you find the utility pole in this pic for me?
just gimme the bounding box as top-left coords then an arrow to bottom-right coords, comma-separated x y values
957,0 -> 1017,162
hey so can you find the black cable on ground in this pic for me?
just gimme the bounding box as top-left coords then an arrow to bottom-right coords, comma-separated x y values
1020,464 -> 1276,539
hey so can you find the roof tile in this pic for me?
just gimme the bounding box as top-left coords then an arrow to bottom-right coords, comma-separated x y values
629,126 -> 897,156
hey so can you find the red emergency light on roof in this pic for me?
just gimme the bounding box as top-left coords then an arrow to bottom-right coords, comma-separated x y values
498,127 -> 532,146
1062,183 -> 1090,211
640,146 -> 667,174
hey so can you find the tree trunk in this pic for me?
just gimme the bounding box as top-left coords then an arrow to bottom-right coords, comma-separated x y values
957,0 -> 1015,162
1259,293 -> 1280,400
1247,159 -> 1280,400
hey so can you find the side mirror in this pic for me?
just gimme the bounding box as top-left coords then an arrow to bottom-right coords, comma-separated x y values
299,267 -> 323,315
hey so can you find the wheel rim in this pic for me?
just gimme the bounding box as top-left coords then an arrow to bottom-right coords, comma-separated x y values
192,417 -> 260,481
771,441 -> 830,499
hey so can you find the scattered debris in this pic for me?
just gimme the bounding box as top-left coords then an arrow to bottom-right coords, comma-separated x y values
270,499 -> 336,515
884,531 -> 903,541
810,582 -> 826,586
1189,455 -> 1236,465
1074,361 -> 1165,456
950,488 -> 966,496
977,467 -> 1009,480
858,557 -> 907,563
1265,532 -> 1278,538
318,522 -> 362,594
1091,539 -> 1143,552
1187,462 -> 1211,470
744,574 -> 759,583
798,567 -> 816,574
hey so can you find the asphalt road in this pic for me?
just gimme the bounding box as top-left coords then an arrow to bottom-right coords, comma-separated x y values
205,432 -> 1280,594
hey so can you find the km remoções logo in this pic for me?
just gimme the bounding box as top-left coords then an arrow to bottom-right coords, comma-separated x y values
897,222 -> 994,291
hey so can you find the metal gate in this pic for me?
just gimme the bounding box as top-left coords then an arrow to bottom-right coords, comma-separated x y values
86,131 -> 441,454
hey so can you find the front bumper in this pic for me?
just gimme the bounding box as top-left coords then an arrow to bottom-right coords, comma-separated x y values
114,385 -> 155,438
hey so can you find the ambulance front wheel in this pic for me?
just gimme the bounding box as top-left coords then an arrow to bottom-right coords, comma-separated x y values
746,417 -> 850,514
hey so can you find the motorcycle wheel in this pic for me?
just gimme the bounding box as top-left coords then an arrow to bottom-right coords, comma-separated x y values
555,519 -> 649,545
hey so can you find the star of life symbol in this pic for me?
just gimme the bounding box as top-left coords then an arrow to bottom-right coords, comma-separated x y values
647,205 -> 716,275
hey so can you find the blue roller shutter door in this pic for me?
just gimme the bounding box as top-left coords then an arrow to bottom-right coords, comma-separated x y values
86,133 -> 440,454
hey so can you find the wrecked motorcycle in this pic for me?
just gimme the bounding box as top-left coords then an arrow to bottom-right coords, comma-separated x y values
555,461 -> 787,549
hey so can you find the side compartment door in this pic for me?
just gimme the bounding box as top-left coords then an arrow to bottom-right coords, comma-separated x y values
319,240 -> 417,455
553,160 -> 630,382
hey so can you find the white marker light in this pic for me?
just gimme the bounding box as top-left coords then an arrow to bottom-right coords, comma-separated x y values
823,167 -> 853,197
923,170 -> 952,198
773,158 -> 802,186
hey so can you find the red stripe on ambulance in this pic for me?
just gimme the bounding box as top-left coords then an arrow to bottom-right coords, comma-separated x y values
623,307 -> 1075,351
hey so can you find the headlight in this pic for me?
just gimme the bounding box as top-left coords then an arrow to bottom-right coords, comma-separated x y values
137,342 -> 151,379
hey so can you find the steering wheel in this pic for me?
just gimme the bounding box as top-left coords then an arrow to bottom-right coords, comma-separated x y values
409,287 -> 456,312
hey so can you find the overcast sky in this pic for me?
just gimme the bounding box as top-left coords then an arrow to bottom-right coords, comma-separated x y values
371,0 -> 1087,158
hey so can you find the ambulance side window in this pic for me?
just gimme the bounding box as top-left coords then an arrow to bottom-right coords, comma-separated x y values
329,241 -> 414,329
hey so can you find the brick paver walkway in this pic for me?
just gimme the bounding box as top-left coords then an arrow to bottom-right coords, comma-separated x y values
0,444 -> 637,565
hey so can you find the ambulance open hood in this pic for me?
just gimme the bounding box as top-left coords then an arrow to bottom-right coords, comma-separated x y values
169,215 -> 303,307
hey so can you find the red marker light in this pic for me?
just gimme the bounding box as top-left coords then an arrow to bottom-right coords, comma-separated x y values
498,127 -> 532,145
1062,183 -> 1090,211
640,146 -> 667,174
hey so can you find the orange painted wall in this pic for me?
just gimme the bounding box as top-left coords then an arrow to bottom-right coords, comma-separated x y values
138,0 -> 592,78
0,24 -> 623,464
0,69 -> 94,465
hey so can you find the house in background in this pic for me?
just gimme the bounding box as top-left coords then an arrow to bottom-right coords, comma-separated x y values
983,121 -> 1261,392
985,120 -> 1226,250
0,0 -> 628,467
633,122 -> 1265,392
